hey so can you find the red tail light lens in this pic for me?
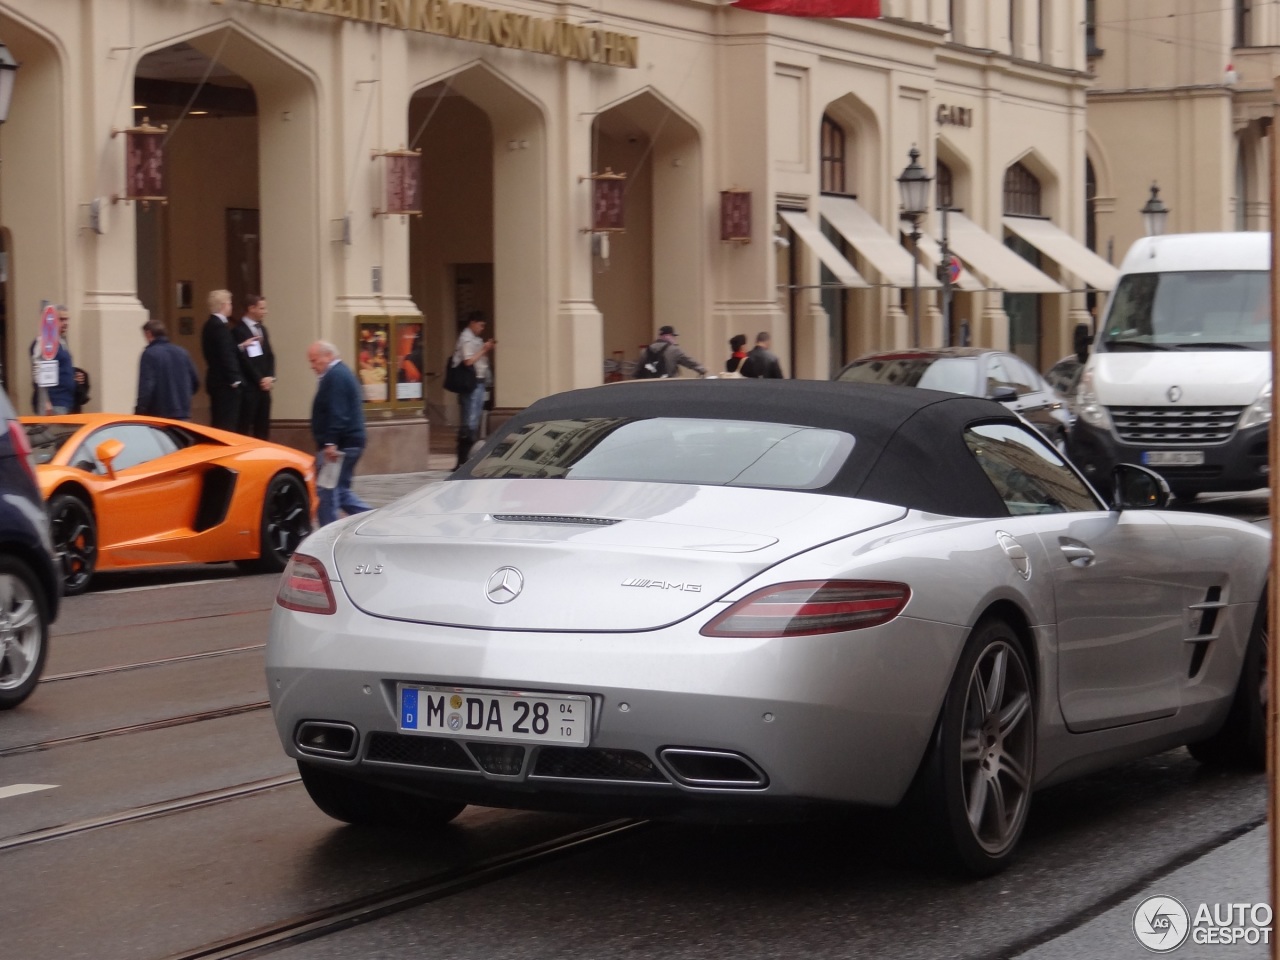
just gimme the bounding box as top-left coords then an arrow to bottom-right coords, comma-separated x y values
700,580 -> 910,638
7,419 -> 37,488
277,554 -> 337,615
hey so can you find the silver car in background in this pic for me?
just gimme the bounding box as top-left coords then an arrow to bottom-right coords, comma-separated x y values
267,380 -> 1268,875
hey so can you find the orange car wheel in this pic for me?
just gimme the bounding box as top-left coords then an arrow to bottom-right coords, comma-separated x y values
48,493 -> 96,596
237,473 -> 312,574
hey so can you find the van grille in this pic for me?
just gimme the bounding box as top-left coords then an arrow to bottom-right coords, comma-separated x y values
1109,406 -> 1242,446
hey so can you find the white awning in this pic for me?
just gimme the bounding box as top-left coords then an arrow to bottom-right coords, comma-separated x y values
777,210 -> 869,288
941,212 -> 1067,294
910,229 -> 986,292
1002,216 -> 1120,291
819,195 -> 939,288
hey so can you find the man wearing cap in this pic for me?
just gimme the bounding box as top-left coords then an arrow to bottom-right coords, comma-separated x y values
645,325 -> 707,378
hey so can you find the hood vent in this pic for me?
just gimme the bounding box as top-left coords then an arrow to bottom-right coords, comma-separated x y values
491,514 -> 621,526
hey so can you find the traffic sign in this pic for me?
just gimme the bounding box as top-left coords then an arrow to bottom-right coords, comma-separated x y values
947,255 -> 962,284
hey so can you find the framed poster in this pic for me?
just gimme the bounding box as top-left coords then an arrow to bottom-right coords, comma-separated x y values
395,321 -> 424,401
356,319 -> 391,405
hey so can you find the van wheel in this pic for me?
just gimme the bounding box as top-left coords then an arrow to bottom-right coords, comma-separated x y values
0,556 -> 51,709
1188,595 -> 1266,769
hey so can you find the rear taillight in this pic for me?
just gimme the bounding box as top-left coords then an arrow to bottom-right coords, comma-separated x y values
7,419 -> 37,488
277,554 -> 337,615
700,580 -> 910,638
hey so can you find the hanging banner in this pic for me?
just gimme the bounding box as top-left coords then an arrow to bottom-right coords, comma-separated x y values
720,190 -> 752,243
117,120 -> 168,204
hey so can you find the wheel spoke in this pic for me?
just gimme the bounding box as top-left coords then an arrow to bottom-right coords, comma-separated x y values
8,597 -> 36,632
983,647 -> 1007,718
960,732 -> 984,762
3,642 -> 30,681
998,691 -> 1031,737
965,768 -> 988,829
987,775 -> 1009,834
995,751 -> 1030,791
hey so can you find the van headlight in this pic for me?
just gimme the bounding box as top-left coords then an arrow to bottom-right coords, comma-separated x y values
1077,369 -> 1112,429
1238,381 -> 1272,430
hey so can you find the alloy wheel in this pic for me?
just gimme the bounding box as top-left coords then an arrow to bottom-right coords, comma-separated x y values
265,478 -> 311,559
51,497 -> 95,593
0,572 -> 44,693
959,639 -> 1034,855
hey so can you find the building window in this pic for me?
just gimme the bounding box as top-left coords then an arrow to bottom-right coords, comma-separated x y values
1003,162 -> 1041,217
1236,1 -> 1253,48
1086,0 -> 1102,56
1085,157 -> 1097,253
949,0 -> 961,40
820,115 -> 847,195
1038,0 -> 1048,60
937,160 -> 954,210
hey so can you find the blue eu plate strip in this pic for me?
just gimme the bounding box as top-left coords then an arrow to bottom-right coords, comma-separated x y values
401,687 -> 418,729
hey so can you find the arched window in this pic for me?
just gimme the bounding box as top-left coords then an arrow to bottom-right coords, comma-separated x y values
1085,157 -> 1098,252
937,160 -> 954,209
1003,162 -> 1041,216
820,115 -> 846,194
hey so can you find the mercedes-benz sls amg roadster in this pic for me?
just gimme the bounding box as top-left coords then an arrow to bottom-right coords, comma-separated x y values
267,379 -> 1268,875
24,414 -> 315,595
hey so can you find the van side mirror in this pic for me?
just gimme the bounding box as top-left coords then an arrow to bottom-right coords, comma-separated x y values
1110,463 -> 1170,511
95,438 -> 124,479
1073,322 -> 1093,364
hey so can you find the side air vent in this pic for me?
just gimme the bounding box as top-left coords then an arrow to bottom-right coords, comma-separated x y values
1186,587 -> 1226,679
491,514 -> 620,526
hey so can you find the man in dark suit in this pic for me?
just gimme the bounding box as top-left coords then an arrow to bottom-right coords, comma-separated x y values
201,289 -> 243,431
307,340 -> 371,527
233,294 -> 275,439
739,330 -> 785,379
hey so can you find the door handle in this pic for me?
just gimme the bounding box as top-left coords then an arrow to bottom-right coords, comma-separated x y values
1059,540 -> 1096,567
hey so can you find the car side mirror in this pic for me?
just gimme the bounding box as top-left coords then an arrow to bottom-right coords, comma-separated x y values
1073,322 -> 1093,364
1110,463 -> 1171,511
987,385 -> 1018,403
95,438 -> 124,479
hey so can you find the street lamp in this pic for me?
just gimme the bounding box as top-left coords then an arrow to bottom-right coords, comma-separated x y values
1140,181 -> 1169,237
898,145 -> 931,347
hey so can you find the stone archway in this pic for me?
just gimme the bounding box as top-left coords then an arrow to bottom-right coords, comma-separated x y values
409,62 -> 547,416
132,26 -> 319,425
592,89 -> 703,373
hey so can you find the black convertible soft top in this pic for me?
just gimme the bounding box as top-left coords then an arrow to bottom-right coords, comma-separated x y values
464,379 -> 1026,518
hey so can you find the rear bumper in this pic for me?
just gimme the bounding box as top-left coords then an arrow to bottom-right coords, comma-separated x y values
266,602 -> 968,814
1067,419 -> 1269,494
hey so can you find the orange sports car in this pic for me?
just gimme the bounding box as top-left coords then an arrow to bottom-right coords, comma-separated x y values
22,414 -> 316,595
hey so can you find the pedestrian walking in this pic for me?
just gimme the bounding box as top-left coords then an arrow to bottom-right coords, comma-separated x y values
739,330 -> 785,379
451,311 -> 495,469
634,325 -> 707,379
725,333 -> 748,375
233,294 -> 275,439
307,340 -> 372,527
201,289 -> 243,432
29,305 -> 79,414
135,319 -> 200,420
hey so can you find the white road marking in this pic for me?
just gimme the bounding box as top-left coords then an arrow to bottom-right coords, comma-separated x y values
0,783 -> 58,800
92,578 -> 245,595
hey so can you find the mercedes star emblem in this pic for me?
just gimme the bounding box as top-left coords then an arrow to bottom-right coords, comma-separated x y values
485,566 -> 524,604
1167,385 -> 1182,403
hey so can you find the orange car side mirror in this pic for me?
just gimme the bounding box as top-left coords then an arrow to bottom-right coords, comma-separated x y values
95,439 -> 125,479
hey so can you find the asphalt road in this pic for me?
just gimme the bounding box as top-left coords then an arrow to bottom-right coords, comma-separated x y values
0,488 -> 1270,960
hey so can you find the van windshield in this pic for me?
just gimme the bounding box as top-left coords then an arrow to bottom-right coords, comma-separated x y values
1100,270 -> 1268,351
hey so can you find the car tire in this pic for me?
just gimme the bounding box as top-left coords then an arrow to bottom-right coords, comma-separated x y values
238,473 -> 312,574
297,760 -> 466,828
0,555 -> 51,709
48,492 -> 96,597
920,618 -> 1036,877
1187,595 -> 1267,770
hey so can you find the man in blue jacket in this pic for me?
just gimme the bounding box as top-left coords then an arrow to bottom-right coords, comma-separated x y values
136,319 -> 200,420
307,340 -> 371,526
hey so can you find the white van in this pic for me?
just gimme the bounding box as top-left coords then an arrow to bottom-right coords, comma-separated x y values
1066,232 -> 1270,497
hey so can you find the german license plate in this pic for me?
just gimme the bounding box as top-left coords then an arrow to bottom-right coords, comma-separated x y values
1143,450 -> 1205,466
397,684 -> 590,745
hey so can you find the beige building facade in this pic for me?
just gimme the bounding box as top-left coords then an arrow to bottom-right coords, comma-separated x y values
0,0 -> 1099,468
1088,1 -> 1280,269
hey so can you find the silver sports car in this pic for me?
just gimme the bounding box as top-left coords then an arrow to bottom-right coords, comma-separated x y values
266,380 -> 1269,875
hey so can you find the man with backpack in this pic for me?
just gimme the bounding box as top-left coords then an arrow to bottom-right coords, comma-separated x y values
634,325 -> 707,379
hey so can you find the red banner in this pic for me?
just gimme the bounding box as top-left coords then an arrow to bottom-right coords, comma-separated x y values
125,129 -> 166,200
730,0 -> 880,16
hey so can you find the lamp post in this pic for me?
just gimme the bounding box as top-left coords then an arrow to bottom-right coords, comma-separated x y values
0,42 -> 17,125
898,145 -> 932,348
1141,181 -> 1169,237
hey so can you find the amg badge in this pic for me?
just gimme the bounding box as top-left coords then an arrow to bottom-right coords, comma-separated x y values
622,578 -> 702,592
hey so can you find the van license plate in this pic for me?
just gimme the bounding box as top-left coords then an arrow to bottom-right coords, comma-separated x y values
1143,451 -> 1204,466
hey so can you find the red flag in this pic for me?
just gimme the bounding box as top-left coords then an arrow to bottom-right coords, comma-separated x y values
730,0 -> 880,16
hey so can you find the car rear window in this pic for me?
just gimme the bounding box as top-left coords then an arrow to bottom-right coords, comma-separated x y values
23,422 -> 80,465
469,417 -> 855,490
